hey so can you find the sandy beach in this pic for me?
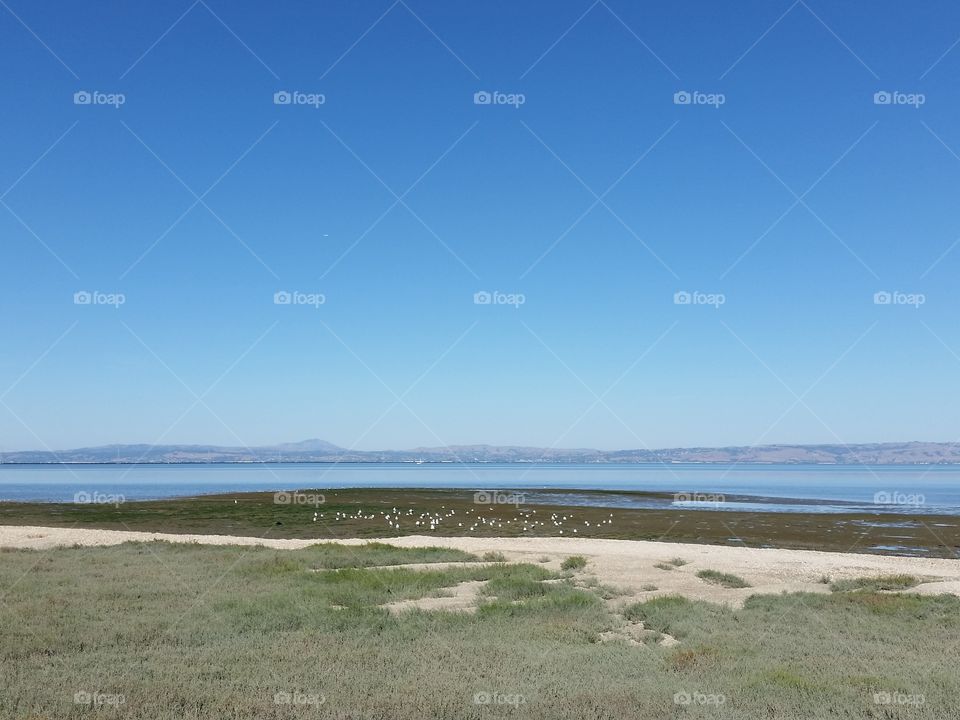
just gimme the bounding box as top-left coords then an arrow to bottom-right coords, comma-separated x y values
5,525 -> 959,607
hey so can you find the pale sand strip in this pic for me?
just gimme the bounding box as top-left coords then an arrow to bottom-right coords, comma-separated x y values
2,526 -> 959,606
382,580 -> 489,615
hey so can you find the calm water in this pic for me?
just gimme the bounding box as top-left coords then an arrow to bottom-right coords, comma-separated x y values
1,463 -> 959,515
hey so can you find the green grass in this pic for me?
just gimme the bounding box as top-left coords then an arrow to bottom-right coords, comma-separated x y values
313,560 -> 554,608
696,569 -> 751,588
624,594 -> 691,615
316,566 -> 481,607
481,551 -> 507,562
654,558 -> 690,571
578,575 -> 627,599
829,574 -> 920,593
481,565 -> 556,602
2,542 -> 959,719
303,541 -> 477,568
560,555 -> 588,571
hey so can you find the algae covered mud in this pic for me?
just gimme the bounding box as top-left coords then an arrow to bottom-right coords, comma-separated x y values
2,487 -> 958,558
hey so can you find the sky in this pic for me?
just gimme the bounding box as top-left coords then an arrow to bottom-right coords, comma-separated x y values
2,0 -> 960,452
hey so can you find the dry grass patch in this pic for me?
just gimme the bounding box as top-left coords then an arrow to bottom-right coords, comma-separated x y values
696,569 -> 751,588
560,555 -> 588,571
829,574 -> 919,593
481,551 -> 507,562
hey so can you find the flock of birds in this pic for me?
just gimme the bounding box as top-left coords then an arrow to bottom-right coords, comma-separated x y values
309,506 -> 616,534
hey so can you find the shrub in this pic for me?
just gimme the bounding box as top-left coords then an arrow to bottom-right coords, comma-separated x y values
696,569 -> 750,588
561,555 -> 588,571
829,575 -> 919,593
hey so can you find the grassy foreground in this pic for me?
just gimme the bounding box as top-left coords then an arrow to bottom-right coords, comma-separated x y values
2,541 -> 958,719
2,488 -> 959,557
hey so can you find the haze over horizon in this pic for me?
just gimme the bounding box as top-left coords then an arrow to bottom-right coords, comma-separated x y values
2,437 -> 954,456
4,1 -> 960,452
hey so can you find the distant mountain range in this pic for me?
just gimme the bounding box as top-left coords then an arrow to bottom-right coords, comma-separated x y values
2,440 -> 959,465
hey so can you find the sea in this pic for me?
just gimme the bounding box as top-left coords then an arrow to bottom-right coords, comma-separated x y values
1,462 -> 958,515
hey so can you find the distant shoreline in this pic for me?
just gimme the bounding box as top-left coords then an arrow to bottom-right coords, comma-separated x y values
4,440 -> 960,465
3,460 -> 960,466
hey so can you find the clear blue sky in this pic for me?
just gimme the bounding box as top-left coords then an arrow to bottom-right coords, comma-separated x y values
3,0 -> 960,452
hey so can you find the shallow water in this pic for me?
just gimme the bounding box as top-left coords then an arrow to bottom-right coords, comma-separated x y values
1,462 -> 959,515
